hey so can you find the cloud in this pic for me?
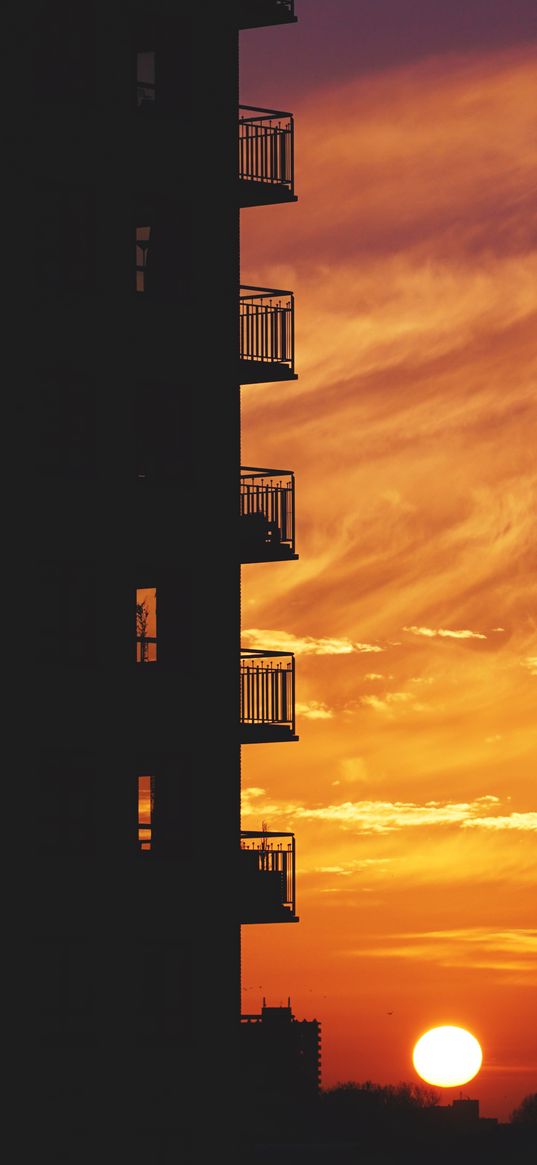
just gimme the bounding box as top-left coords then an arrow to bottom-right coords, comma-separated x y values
344,928 -> 537,977
239,43 -> 537,1029
315,858 -> 394,877
462,812 -> 537,832
296,700 -> 334,720
364,673 -> 387,680
241,787 -> 267,816
361,692 -> 413,713
403,626 -> 487,640
241,793 -> 537,836
242,628 -> 383,654
291,795 -> 501,833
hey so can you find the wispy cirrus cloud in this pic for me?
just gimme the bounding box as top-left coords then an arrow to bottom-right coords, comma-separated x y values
403,626 -> 487,640
344,928 -> 537,979
241,791 -> 537,836
242,628 -> 383,654
239,36 -> 537,1113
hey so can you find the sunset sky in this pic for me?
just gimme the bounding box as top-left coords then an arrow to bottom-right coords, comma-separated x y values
239,0 -> 537,1120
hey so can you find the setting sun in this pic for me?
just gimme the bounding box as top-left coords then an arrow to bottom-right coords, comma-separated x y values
412,1026 -> 483,1088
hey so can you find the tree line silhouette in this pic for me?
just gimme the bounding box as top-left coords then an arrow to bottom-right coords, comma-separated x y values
240,1082 -> 537,1163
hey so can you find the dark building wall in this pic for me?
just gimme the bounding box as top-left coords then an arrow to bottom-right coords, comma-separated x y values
15,2 -> 241,1158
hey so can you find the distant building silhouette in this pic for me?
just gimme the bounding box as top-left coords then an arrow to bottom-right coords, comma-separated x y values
424,1097 -> 498,1134
240,999 -> 321,1141
241,999 -> 322,1102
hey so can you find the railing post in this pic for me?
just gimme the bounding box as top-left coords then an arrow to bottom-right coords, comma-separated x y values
290,113 -> 294,195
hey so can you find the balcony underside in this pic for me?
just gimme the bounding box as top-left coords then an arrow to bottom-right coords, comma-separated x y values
239,178 -> 298,209
241,724 -> 299,744
238,5 -> 297,30
241,906 -> 299,924
240,359 -> 297,385
241,544 -> 298,565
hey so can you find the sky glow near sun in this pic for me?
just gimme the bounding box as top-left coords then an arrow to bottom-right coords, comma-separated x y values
239,13 -> 537,1121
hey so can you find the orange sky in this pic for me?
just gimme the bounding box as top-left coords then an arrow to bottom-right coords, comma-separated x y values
239,33 -> 537,1120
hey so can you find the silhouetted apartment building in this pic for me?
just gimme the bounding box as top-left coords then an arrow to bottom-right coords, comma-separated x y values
14,0 -> 301,1158
14,1 -> 299,1160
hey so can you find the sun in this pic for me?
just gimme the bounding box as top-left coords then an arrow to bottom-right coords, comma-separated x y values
412,1025 -> 483,1087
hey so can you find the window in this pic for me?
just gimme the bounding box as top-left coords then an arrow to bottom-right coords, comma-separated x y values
137,51 -> 156,108
136,225 -> 151,292
138,775 -> 154,852
136,587 -> 157,662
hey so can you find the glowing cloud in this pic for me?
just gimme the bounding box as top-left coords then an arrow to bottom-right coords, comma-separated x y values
361,692 -> 413,713
462,812 -> 537,832
403,626 -> 487,640
296,700 -> 334,719
347,929 -> 537,974
242,628 -> 383,654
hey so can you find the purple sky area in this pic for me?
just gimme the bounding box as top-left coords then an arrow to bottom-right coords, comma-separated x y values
240,0 -> 537,107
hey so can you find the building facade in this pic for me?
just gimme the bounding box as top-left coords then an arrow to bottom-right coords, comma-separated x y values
15,1 -> 303,1160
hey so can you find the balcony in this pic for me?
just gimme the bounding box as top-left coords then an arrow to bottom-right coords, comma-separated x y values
240,650 -> 298,743
239,106 -> 296,207
238,0 -> 296,29
240,831 -> 298,923
240,286 -> 296,384
240,467 -> 297,563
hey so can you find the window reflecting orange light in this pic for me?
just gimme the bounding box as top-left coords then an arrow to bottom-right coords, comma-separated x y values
138,775 -> 154,852
136,587 -> 157,663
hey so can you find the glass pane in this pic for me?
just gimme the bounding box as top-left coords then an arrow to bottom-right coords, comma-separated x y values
138,775 -> 154,851
136,587 -> 157,662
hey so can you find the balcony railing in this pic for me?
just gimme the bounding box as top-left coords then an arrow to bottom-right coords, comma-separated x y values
136,635 -> 157,664
240,649 -> 297,742
239,106 -> 295,203
240,830 -> 298,923
240,466 -> 296,562
240,285 -> 295,382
